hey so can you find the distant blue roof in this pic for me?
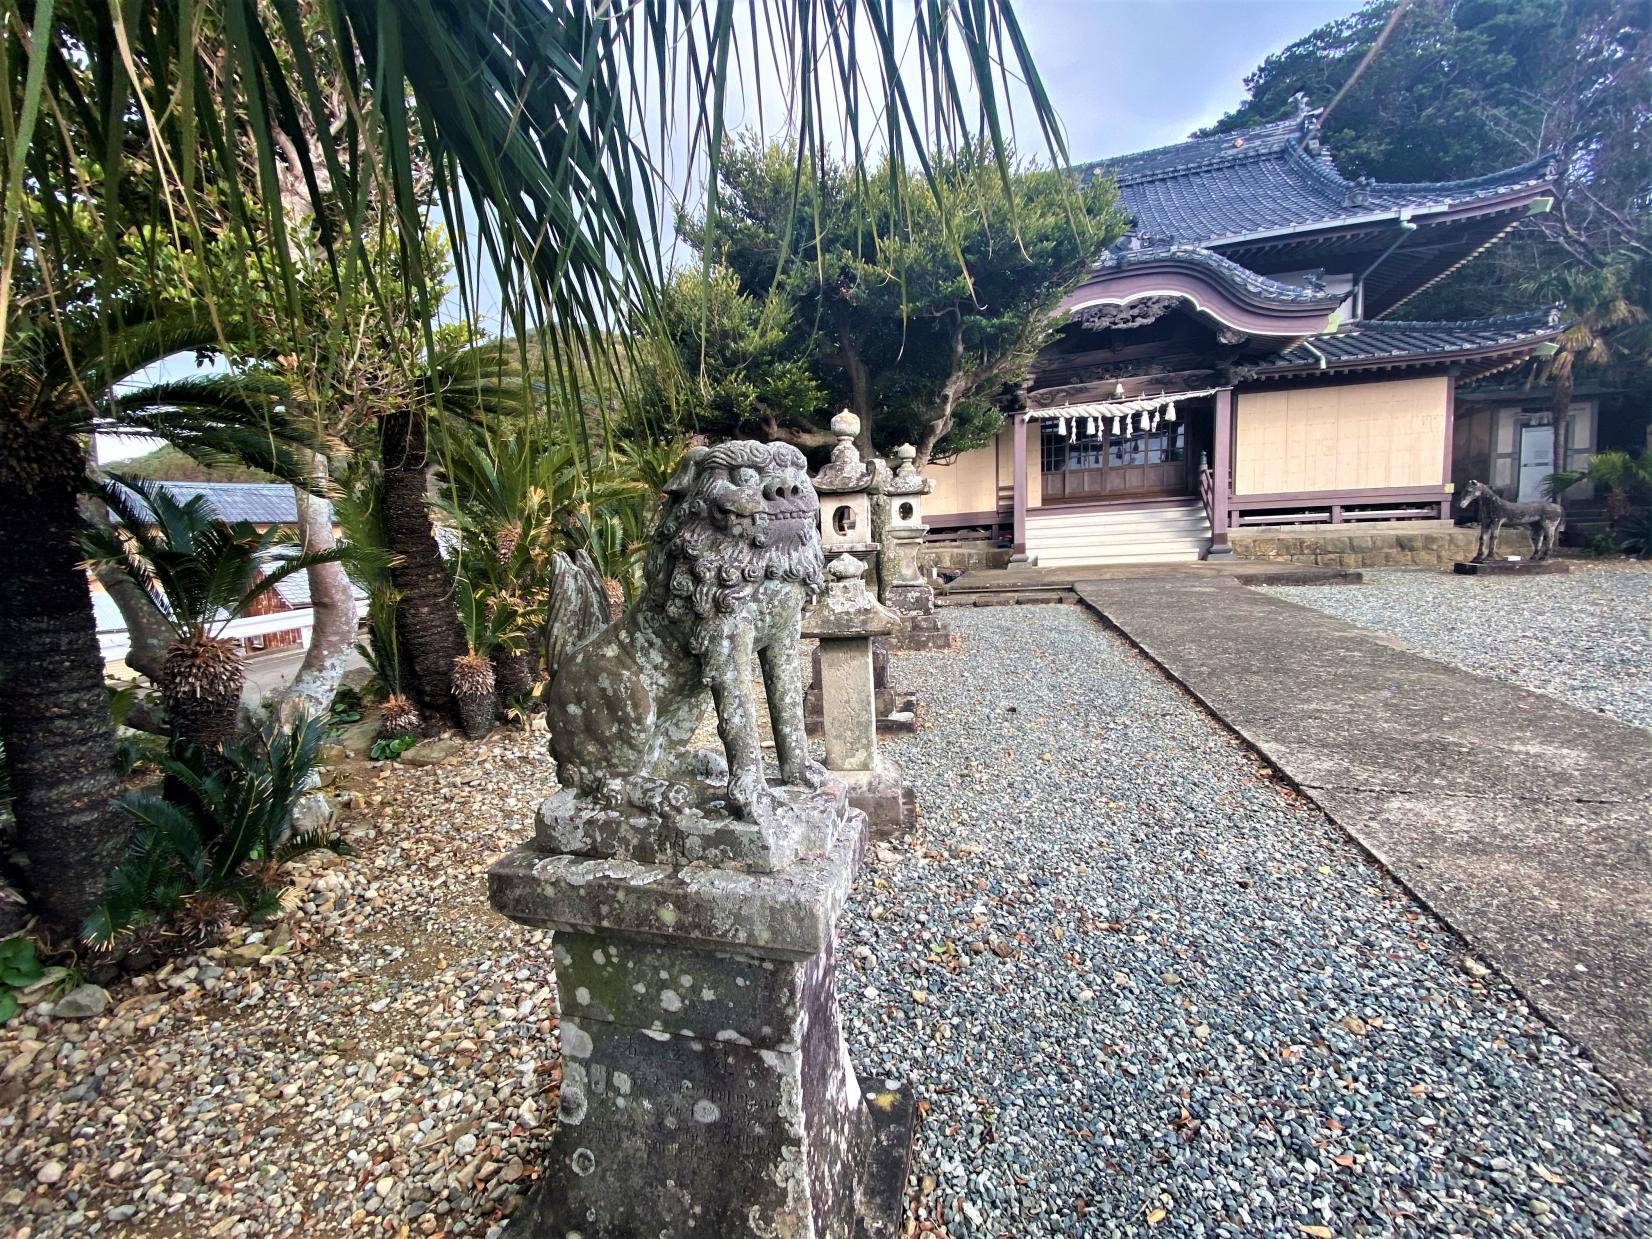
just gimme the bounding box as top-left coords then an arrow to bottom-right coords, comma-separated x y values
154,481 -> 304,525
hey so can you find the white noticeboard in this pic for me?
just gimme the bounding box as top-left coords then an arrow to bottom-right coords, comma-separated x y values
1518,424 -> 1555,503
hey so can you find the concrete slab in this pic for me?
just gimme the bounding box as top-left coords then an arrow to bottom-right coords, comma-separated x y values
1074,576 -> 1652,1110
940,559 -> 1358,600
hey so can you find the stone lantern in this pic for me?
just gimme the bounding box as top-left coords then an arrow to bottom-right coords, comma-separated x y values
814,410 -> 879,562
882,443 -> 951,651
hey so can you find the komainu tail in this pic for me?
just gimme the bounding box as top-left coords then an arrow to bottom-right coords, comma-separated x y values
544,550 -> 611,679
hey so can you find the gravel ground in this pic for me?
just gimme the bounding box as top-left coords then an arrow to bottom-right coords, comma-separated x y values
846,604 -> 1649,1238
1258,562 -> 1652,731
4,604 -> 1648,1238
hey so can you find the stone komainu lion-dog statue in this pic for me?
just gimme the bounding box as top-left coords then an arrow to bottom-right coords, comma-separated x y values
1458,478 -> 1565,563
541,441 -> 826,822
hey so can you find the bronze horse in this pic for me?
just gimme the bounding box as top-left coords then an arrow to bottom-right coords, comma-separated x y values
1458,479 -> 1564,563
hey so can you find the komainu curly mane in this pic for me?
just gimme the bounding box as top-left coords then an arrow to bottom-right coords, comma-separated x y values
542,441 -> 825,821
646,441 -> 825,654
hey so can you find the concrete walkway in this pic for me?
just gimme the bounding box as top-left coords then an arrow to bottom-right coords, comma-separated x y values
1074,576 -> 1652,1110
939,558 -> 1358,603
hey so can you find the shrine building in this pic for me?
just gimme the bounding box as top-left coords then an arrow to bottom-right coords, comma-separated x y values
923,105 -> 1572,566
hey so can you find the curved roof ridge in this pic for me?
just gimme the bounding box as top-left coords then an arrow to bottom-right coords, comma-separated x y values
1093,115 -> 1305,184
1287,141 -> 1557,203
1096,244 -> 1344,307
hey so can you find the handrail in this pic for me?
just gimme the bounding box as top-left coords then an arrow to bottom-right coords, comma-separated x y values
1198,458 -> 1215,530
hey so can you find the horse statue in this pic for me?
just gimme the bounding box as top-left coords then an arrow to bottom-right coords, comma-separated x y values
1458,479 -> 1564,563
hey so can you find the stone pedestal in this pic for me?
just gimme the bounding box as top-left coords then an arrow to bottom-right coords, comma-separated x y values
1453,559 -> 1571,576
802,558 -> 915,838
489,781 -> 914,1238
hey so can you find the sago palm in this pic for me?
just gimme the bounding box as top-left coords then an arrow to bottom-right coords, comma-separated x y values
82,475 -> 347,752
378,340 -> 529,729
0,308 -> 324,935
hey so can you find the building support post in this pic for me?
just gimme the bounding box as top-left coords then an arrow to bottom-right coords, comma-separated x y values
1010,414 -> 1029,561
1442,366 -> 1459,521
1207,389 -> 1235,557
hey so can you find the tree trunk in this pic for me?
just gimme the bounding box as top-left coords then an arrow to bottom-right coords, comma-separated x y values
491,646 -> 534,708
826,299 -> 877,459
912,318 -> 970,469
0,422 -> 130,938
380,408 -> 465,728
456,691 -> 497,740
271,449 -> 359,725
1551,370 -> 1573,507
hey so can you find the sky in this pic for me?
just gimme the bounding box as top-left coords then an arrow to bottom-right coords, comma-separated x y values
1007,0 -> 1365,160
102,0 -> 1367,465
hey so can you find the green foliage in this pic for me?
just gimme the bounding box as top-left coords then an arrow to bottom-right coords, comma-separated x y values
83,713 -> 344,948
1585,531 -> 1621,558
0,936 -> 44,1024
1545,448 -> 1652,521
638,266 -> 826,441
5,0 -> 1068,490
441,419 -> 667,644
1618,510 -> 1652,558
676,139 -> 1128,462
502,692 -> 539,731
115,444 -> 276,485
107,682 -> 164,779
369,735 -> 418,762
1197,1 -> 1616,182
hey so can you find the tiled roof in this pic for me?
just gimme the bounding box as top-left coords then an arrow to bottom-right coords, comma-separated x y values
1080,112 -> 1555,248
1251,307 -> 1564,375
152,481 -> 306,525
269,570 -> 368,610
1096,244 -> 1343,306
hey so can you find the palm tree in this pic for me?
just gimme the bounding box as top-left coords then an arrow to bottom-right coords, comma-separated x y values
1531,256 -> 1650,496
378,341 -> 529,728
82,475 -> 347,751
0,309 -> 323,936
442,415 -> 660,711
1545,448 -> 1652,526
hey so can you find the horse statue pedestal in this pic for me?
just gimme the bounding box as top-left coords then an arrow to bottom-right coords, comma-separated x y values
1452,559 -> 1572,576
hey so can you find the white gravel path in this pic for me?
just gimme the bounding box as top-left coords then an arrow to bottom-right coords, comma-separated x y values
843,604 -> 1649,1238
1258,562 -> 1652,731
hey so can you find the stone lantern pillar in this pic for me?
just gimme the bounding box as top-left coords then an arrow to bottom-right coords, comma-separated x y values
882,443 -> 951,650
802,555 -> 914,837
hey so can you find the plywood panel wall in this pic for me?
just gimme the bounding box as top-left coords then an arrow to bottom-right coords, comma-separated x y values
1234,376 -> 1448,495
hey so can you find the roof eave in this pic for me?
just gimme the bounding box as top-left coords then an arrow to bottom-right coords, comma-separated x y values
1205,183 -> 1554,254
1247,334 -> 1562,382
1060,259 -> 1342,337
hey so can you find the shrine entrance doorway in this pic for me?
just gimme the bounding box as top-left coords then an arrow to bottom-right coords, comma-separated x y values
1038,399 -> 1209,503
